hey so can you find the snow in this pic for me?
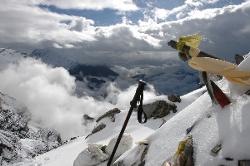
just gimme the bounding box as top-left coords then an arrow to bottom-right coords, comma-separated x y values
106,134 -> 133,158
74,134 -> 133,166
12,88 -> 202,166
116,56 -> 250,166
16,137 -> 88,166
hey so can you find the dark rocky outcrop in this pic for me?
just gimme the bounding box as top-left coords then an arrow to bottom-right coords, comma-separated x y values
143,100 -> 177,119
0,130 -> 19,164
0,92 -> 62,164
0,108 -> 30,139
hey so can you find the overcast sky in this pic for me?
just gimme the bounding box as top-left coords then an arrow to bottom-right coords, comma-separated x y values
0,0 -> 250,63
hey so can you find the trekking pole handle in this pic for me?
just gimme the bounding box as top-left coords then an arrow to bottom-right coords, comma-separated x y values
130,80 -> 146,108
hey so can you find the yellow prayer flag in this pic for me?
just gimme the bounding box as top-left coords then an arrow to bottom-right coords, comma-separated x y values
176,34 -> 202,51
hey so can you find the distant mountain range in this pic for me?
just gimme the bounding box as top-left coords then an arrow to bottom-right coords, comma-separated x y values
30,48 -> 200,97
0,47 -> 201,99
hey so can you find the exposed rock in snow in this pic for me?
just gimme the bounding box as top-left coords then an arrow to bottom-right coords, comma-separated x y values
168,95 -> 181,103
143,100 -> 177,119
86,123 -> 107,139
96,108 -> 121,123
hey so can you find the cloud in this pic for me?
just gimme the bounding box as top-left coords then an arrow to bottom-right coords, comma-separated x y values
0,0 -> 96,47
0,0 -> 250,63
158,1 -> 250,58
0,58 -> 111,139
0,57 -> 162,139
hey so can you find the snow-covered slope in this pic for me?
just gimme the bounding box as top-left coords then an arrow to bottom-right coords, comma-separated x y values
13,88 -> 204,166
117,84 -> 250,166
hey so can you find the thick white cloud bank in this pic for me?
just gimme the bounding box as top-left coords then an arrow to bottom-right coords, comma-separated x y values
0,0 -> 250,61
0,0 -> 96,48
0,58 -> 162,139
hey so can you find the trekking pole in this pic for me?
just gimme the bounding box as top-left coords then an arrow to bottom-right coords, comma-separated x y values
107,80 -> 146,166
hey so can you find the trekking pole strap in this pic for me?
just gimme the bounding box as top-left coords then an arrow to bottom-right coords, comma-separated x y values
130,80 -> 147,123
107,80 -> 147,166
137,91 -> 147,123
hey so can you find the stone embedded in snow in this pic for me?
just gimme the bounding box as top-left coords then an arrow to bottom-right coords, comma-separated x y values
106,134 -> 133,159
96,108 -> 121,123
143,100 -> 177,119
85,123 -> 106,139
210,143 -> 222,156
168,95 -> 181,103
